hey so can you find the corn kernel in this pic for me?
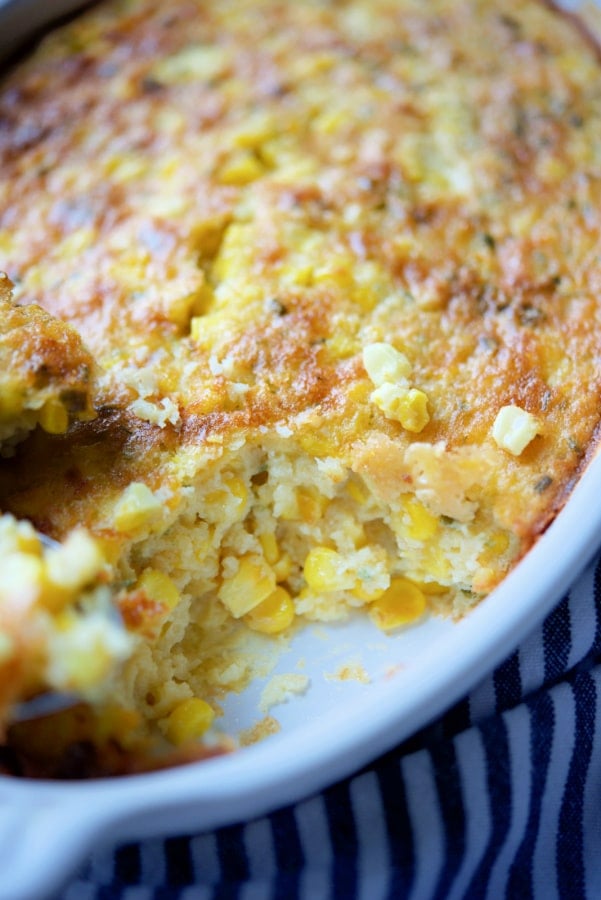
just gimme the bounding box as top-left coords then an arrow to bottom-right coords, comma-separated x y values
163,698 -> 215,745
326,333 -> 357,360
0,553 -> 44,605
487,530 -> 510,555
492,405 -> 540,455
479,529 -> 511,567
244,586 -> 295,634
212,223 -> 254,282
113,482 -> 163,532
303,547 -> 354,593
536,156 -> 567,183
346,478 -> 369,504
0,382 -> 23,420
421,546 -> 452,582
57,226 -> 96,258
232,111 -> 276,149
259,531 -> 279,566
218,151 -> 264,185
351,581 -> 386,602
223,473 -> 248,520
39,399 -> 69,435
401,496 -> 439,541
413,579 -> 447,595
273,552 -> 292,582
371,383 -> 430,432
314,108 -> 347,135
363,342 -> 412,387
296,487 -> 326,524
369,577 -> 427,631
218,554 -> 276,617
297,431 -> 335,458
136,568 -> 180,610
346,381 -> 372,404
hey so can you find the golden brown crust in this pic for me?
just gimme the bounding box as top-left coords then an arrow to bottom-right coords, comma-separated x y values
0,0 -> 599,554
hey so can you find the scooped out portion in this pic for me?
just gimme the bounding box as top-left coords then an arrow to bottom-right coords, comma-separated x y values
2,0 -> 601,774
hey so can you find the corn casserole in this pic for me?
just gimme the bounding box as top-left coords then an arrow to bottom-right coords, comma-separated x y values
1,0 -> 601,775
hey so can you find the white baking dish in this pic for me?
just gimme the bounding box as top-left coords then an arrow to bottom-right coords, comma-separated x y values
1,2 -> 600,898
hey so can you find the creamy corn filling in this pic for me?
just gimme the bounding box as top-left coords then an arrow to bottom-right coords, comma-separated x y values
103,436 -> 518,733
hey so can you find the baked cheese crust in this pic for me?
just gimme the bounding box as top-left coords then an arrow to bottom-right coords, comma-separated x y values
1,0 -> 601,765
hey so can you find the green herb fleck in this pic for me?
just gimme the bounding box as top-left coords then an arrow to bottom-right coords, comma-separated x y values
534,475 -> 553,494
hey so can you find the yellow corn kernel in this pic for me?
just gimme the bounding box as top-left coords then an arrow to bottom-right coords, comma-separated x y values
48,611 -> 124,689
259,531 -> 279,566
326,333 -> 357,360
401,497 -> 439,541
479,529 -> 511,567
351,580 -> 387,602
421,546 -> 452,582
165,281 -> 213,328
413,579 -> 447,595
362,342 -> 412,387
346,478 -> 369,504
352,287 -> 380,312
371,384 -> 430,432
163,698 -> 215,746
96,706 -> 142,745
218,555 -> 276,617
487,530 -> 510,555
536,156 -> 567,184
0,382 -> 23,420
297,430 -> 335,458
244,586 -> 295,634
492,405 -> 540,456
314,108 -> 347,135
39,399 -> 69,435
113,482 -> 162,532
369,577 -> 427,631
15,526 -> 44,556
56,226 -> 96,258
273,552 -> 292,582
303,547 -> 352,593
218,151 -> 264,185
136,568 -> 180,611
224,473 -> 248,520
346,381 -> 372,405
105,154 -> 147,183
232,111 -> 276,149
296,488 -> 326,524
211,223 -> 254,282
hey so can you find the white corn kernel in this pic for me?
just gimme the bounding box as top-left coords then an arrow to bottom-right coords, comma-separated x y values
113,482 -> 163,532
362,342 -> 412,387
492,405 -> 540,456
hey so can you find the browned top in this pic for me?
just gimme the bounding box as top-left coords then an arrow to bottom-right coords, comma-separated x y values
0,0 -> 600,548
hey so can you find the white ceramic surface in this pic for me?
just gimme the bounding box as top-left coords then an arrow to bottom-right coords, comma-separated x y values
1,2 -> 600,899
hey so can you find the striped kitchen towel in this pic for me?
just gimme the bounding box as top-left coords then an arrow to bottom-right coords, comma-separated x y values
63,553 -> 601,900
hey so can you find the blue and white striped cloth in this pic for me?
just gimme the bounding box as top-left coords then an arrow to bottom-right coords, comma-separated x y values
62,552 -> 601,899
